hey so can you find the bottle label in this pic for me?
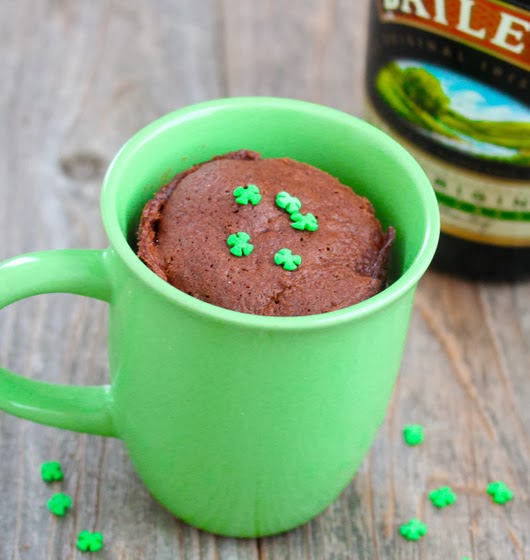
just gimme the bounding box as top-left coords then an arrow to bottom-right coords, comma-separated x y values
368,104 -> 530,245
366,0 -> 530,246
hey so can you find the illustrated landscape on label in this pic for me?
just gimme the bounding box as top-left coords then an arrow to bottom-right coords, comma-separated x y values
376,59 -> 530,166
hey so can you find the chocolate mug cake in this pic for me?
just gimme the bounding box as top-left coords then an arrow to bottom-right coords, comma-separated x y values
138,149 -> 395,316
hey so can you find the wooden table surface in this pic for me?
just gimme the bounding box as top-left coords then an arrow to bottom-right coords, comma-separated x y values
1,1 -> 529,558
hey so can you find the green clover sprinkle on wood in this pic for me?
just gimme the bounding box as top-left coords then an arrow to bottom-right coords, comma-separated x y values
276,191 -> 302,214
233,184 -> 262,205
429,486 -> 457,508
290,212 -> 318,231
487,481 -> 514,504
274,248 -> 302,271
403,424 -> 424,446
227,232 -> 254,257
76,531 -> 104,552
399,518 -> 428,541
41,461 -> 64,482
47,492 -> 73,516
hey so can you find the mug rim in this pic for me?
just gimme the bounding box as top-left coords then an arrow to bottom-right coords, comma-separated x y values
101,97 -> 439,330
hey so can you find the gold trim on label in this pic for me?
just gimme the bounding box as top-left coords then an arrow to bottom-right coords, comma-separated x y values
441,223 -> 530,246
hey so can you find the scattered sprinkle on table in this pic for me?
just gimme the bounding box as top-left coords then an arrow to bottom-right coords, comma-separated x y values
403,424 -> 424,446
429,486 -> 457,508
41,461 -> 64,482
399,518 -> 427,541
47,492 -> 73,516
76,531 -> 104,552
487,481 -> 514,504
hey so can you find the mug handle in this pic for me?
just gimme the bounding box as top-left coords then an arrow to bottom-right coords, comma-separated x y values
0,249 -> 116,437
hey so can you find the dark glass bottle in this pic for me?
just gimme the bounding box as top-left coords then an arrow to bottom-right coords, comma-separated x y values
365,0 -> 530,281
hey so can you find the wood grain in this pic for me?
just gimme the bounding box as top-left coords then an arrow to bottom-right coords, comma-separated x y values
0,0 -> 528,558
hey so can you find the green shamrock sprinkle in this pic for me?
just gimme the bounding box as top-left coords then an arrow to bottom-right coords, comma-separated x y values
76,531 -> 104,552
227,232 -> 254,257
233,184 -> 262,205
274,248 -> 302,271
487,481 -> 514,504
276,191 -> 302,214
399,518 -> 428,541
429,486 -> 457,508
403,424 -> 424,446
47,492 -> 73,516
41,461 -> 64,482
290,212 -> 318,231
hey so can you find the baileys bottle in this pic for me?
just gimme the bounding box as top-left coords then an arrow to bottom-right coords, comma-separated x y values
365,0 -> 530,280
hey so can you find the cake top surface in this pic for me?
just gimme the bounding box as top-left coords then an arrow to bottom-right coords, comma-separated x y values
138,150 -> 394,316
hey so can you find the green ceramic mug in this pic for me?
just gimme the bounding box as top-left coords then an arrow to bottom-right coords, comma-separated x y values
0,98 -> 439,537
